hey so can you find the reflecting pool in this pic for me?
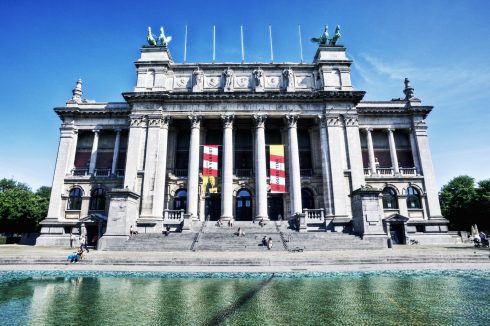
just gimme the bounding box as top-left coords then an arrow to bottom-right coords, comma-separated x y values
1,270 -> 489,325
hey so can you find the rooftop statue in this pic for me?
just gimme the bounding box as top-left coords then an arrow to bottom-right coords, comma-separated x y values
330,25 -> 341,45
147,27 -> 157,46
311,25 -> 329,45
158,26 -> 172,47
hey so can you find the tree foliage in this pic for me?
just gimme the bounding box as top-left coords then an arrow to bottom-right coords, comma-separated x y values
440,176 -> 490,232
0,178 -> 51,233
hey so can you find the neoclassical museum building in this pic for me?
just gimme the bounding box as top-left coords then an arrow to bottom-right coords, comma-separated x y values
37,30 -> 458,249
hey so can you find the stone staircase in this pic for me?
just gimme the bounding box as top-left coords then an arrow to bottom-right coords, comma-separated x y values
102,221 -> 386,251
193,221 -> 285,251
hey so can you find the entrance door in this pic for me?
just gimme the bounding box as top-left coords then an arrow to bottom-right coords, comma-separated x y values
236,189 -> 252,221
205,194 -> 221,221
390,224 -> 405,244
268,194 -> 284,221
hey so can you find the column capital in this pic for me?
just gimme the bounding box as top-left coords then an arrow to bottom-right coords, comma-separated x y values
364,127 -> 373,133
92,128 -> 100,134
285,114 -> 299,128
188,115 -> 202,129
253,114 -> 267,128
386,128 -> 395,133
221,114 -> 234,128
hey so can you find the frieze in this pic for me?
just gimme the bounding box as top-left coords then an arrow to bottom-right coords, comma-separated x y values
173,76 -> 191,89
234,75 -> 250,89
204,76 -> 221,89
343,115 -> 359,127
130,116 -> 147,127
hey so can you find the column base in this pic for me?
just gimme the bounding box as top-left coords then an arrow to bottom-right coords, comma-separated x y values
219,215 -> 234,221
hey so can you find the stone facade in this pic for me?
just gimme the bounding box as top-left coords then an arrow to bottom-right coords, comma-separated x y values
36,42 -> 456,248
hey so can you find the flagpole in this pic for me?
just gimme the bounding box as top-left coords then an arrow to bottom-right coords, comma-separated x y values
240,25 -> 245,63
269,25 -> 274,63
184,25 -> 188,63
213,25 -> 216,63
298,25 -> 304,64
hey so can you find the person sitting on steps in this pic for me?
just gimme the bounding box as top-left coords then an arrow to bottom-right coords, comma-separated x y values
129,225 -> 139,236
262,236 -> 267,247
235,227 -> 245,237
259,218 -> 266,227
267,237 -> 273,250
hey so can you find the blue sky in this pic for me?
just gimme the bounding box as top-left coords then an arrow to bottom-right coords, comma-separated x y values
0,0 -> 488,190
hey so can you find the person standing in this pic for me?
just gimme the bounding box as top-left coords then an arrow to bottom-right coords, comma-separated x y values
79,235 -> 89,253
267,237 -> 273,250
69,233 -> 76,249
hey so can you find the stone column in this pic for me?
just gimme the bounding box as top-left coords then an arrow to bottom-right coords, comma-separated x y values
286,114 -> 302,216
152,117 -> 170,217
88,129 -> 100,175
319,115 -> 333,216
254,114 -> 269,220
387,128 -> 399,174
365,128 -> 376,174
46,124 -> 77,219
413,120 -> 443,218
221,114 -> 234,220
187,115 -> 202,219
111,129 -> 121,175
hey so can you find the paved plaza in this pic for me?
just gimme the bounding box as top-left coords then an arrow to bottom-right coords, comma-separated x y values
1,244 -> 489,273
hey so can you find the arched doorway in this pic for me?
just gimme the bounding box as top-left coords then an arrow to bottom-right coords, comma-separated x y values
268,194 -> 284,221
301,188 -> 315,210
235,189 -> 252,221
173,189 -> 187,212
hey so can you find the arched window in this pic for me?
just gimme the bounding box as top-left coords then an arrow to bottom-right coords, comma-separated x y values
382,187 -> 398,209
89,188 -> 106,211
67,188 -> 83,210
173,189 -> 187,211
406,187 -> 421,209
301,188 -> 315,210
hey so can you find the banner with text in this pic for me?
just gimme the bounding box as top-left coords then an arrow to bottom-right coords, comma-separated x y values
269,145 -> 286,193
203,145 -> 219,194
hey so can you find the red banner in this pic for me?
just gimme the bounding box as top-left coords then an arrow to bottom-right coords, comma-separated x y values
203,145 -> 218,177
270,145 -> 286,193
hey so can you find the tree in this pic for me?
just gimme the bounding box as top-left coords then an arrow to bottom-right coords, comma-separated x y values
0,178 -> 50,233
440,176 -> 490,232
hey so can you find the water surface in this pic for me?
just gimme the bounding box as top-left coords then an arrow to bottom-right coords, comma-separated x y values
1,270 -> 489,325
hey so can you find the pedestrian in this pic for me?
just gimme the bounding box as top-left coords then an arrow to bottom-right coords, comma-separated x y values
267,237 -> 273,250
228,219 -> 234,227
259,219 -> 265,227
79,235 -> 89,253
69,232 -> 76,249
262,236 -> 267,247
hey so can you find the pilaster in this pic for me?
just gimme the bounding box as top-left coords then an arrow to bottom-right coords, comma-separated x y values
413,120 -> 443,218
46,124 -> 77,219
343,115 -> 365,190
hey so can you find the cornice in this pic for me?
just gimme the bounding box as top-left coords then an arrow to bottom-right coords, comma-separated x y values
122,90 -> 366,104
